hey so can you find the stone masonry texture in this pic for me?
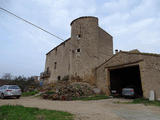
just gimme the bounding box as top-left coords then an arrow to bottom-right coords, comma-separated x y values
43,16 -> 160,100
44,16 -> 113,84
96,51 -> 160,100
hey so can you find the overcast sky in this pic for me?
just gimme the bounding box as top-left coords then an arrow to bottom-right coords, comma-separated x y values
0,0 -> 160,77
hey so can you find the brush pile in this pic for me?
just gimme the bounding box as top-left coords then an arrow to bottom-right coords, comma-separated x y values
41,82 -> 96,100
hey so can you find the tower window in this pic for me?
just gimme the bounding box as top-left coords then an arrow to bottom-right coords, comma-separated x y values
54,62 -> 57,69
47,67 -> 49,72
76,34 -> 81,40
55,48 -> 57,54
76,48 -> 81,53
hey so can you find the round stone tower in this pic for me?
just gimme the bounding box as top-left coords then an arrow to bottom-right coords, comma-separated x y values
70,16 -> 98,26
69,16 -> 100,79
70,16 -> 98,42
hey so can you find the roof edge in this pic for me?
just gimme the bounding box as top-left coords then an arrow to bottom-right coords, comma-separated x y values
121,51 -> 160,57
46,38 -> 71,55
98,27 -> 113,38
95,52 -> 121,70
70,16 -> 98,26
95,50 -> 160,69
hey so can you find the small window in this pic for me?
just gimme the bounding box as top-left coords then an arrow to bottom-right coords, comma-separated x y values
55,48 -> 57,54
76,34 -> 81,40
76,48 -> 81,53
57,76 -> 61,81
54,62 -> 57,69
47,67 -> 49,72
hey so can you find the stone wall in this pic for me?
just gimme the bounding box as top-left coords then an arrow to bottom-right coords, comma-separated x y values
142,55 -> 160,100
44,16 -> 113,84
45,39 -> 71,83
95,52 -> 143,93
96,51 -> 160,100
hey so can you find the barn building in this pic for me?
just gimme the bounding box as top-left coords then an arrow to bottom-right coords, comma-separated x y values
96,50 -> 160,100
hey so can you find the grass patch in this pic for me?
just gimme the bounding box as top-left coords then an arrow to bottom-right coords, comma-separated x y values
0,105 -> 73,120
126,98 -> 160,107
45,91 -> 55,95
72,95 -> 109,101
22,91 -> 38,97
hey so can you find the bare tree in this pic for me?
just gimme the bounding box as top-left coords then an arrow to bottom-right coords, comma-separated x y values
2,73 -> 12,80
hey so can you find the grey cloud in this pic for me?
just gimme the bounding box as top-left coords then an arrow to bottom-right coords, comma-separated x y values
0,0 -> 159,77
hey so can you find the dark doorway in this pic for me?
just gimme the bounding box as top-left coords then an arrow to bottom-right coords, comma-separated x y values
109,65 -> 143,97
57,76 -> 61,81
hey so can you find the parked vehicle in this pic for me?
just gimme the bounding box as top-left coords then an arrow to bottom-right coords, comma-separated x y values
122,87 -> 135,98
0,85 -> 22,99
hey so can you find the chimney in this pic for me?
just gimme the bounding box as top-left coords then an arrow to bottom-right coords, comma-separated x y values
115,49 -> 118,54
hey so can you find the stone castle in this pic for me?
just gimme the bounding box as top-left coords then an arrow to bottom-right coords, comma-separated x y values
41,16 -> 113,84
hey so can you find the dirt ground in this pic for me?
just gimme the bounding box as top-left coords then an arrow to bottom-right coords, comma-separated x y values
0,97 -> 160,120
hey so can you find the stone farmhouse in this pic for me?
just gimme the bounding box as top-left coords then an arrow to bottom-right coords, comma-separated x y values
96,50 -> 160,100
41,16 -> 160,100
41,16 -> 113,84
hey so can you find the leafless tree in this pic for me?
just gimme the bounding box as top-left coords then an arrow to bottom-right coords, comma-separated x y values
2,73 -> 12,80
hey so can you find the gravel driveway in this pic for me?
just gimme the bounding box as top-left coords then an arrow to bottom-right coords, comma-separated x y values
0,97 -> 160,120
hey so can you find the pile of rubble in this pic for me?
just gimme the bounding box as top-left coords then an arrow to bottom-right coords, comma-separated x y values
41,82 -> 98,100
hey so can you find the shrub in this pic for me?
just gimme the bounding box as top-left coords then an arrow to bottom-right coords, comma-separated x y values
22,91 -> 38,96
